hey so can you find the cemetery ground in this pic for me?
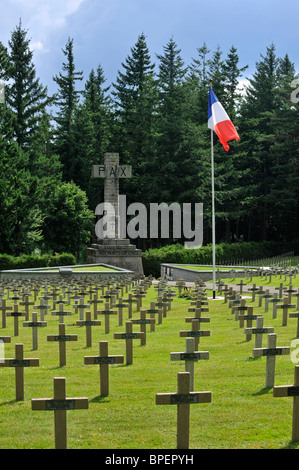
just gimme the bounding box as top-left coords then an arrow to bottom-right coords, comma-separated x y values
0,272 -> 299,449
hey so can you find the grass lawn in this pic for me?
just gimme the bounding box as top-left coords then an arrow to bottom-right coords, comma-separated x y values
174,265 -> 299,288
0,280 -> 299,449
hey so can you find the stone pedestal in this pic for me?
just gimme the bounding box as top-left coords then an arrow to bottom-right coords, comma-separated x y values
86,238 -> 144,275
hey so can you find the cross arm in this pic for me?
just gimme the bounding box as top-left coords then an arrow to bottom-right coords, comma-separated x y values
253,346 -> 290,358
156,391 -> 211,405
31,397 -> 89,410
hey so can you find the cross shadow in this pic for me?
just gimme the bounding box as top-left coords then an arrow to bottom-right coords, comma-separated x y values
90,395 -> 110,403
252,387 -> 272,396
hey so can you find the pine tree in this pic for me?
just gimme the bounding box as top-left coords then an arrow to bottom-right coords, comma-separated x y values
53,37 -> 83,180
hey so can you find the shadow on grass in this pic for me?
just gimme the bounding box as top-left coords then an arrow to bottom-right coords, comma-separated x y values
281,440 -> 299,449
90,395 -> 111,404
252,387 -> 273,396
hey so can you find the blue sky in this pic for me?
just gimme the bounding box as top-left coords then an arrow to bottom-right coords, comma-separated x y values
1,0 -> 298,96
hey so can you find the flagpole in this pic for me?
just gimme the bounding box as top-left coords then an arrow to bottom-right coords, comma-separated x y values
210,81 -> 216,300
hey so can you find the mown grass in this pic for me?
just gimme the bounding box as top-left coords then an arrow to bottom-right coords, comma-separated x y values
0,278 -> 299,449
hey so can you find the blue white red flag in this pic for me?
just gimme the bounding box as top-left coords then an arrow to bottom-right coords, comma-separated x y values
208,87 -> 239,151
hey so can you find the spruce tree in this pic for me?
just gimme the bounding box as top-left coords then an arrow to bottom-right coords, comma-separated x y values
112,33 -> 157,206
155,37 -> 187,203
53,37 -> 83,181
5,21 -> 51,152
238,44 -> 281,241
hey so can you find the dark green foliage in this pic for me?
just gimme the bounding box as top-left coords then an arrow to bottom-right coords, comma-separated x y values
0,253 -> 76,270
0,23 -> 298,260
142,241 -> 299,277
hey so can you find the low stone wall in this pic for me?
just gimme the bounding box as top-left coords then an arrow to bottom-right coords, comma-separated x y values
160,263 -> 260,282
0,263 -> 135,283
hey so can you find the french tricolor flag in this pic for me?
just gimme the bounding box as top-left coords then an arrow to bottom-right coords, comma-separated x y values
208,87 -> 239,151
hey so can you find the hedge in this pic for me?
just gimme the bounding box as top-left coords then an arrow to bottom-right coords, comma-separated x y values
0,253 -> 77,271
142,241 -> 299,277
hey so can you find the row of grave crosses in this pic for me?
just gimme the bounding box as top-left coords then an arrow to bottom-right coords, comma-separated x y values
0,274 -> 212,450
219,279 -> 299,442
1,273 -> 299,448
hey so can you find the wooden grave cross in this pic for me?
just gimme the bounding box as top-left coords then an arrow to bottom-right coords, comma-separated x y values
47,323 -> 78,367
269,293 -> 283,319
261,290 -> 273,313
238,306 -> 262,341
113,297 -> 129,326
230,294 -> 241,315
248,284 -> 259,302
160,292 -> 172,314
233,299 -> 248,324
7,304 -> 27,336
19,295 -> 35,321
97,302 -> 117,334
0,343 -> 39,400
256,286 -> 265,307
275,282 -> 284,298
273,365 -> 299,442
284,285 -> 296,303
51,299 -> 72,323
31,377 -> 88,449
89,294 -> 103,319
278,297 -> 296,326
236,279 -> 247,294
156,372 -> 212,449
131,310 -> 155,345
75,298 -> 91,321
188,300 -> 209,315
156,296 -> 167,318
23,312 -> 47,350
170,337 -> 209,391
114,321 -> 144,365
76,311 -> 101,347
244,316 -> 274,348
144,301 -> 162,330
0,299 -> 12,328
180,318 -> 205,350
84,341 -> 124,396
123,293 -> 137,318
132,289 -> 146,312
34,298 -> 51,321
185,308 -> 211,342
253,333 -> 290,388
221,285 -> 230,303
176,279 -> 186,294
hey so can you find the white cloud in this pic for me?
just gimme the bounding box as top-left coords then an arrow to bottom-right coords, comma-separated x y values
3,0 -> 87,51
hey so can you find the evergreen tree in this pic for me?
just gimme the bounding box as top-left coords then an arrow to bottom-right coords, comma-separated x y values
53,37 -> 83,181
71,65 -> 113,209
185,42 -> 211,124
0,101 -> 43,254
238,44 -> 282,240
222,45 -> 248,119
5,21 -> 51,152
112,33 -> 157,205
155,37 -> 188,203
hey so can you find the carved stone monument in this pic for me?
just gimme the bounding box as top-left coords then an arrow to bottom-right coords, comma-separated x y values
86,153 -> 144,275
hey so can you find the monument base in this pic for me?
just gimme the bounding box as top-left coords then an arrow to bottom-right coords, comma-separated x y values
86,238 -> 144,276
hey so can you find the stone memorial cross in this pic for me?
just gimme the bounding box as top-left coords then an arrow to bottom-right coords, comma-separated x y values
92,153 -> 132,238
